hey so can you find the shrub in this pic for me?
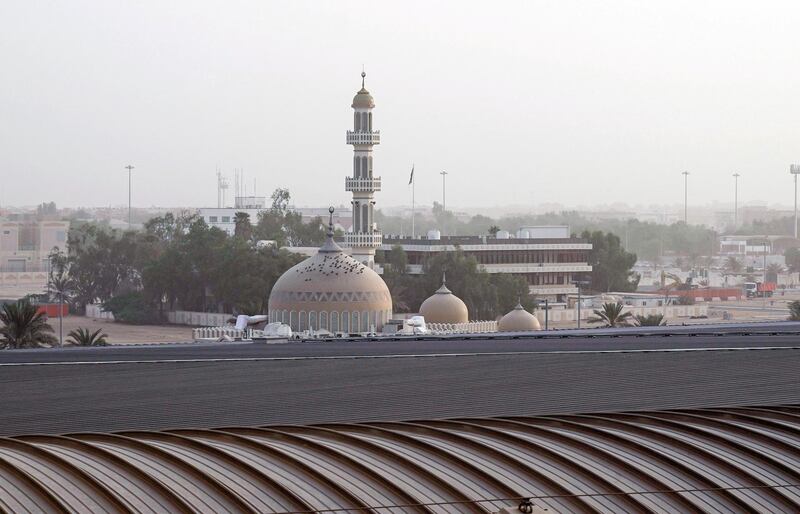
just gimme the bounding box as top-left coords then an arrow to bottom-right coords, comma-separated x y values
102,292 -> 160,325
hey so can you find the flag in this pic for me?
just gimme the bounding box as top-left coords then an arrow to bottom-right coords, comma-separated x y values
408,165 -> 414,185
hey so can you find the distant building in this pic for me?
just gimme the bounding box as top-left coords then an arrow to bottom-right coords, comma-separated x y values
0,219 -> 69,272
382,226 -> 592,302
198,199 -> 352,236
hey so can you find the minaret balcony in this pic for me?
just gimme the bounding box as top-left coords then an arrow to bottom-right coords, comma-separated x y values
344,231 -> 383,248
346,130 -> 381,145
345,177 -> 382,192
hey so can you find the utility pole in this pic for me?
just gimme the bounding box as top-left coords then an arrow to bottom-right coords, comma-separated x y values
733,172 -> 740,229
440,170 -> 448,235
791,165 -> 800,239
682,171 -> 690,224
124,165 -> 135,228
440,170 -> 448,212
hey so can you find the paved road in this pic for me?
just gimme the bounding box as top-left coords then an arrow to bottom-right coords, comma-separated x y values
0,346 -> 798,436
1,322 -> 799,364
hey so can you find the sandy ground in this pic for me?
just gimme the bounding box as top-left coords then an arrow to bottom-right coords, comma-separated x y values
46,315 -> 193,345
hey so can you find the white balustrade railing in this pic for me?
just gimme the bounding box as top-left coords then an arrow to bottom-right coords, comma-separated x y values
344,232 -> 383,247
425,321 -> 498,335
192,327 -> 251,341
346,130 -> 381,145
345,177 -> 382,192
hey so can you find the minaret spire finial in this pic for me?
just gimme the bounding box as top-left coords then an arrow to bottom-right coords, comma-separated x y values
327,206 -> 335,237
361,66 -> 366,89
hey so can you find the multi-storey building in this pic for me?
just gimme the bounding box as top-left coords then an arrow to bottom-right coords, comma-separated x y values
382,226 -> 592,302
0,219 -> 69,272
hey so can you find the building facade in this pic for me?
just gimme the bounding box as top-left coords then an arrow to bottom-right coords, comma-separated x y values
382,228 -> 592,302
0,219 -> 69,272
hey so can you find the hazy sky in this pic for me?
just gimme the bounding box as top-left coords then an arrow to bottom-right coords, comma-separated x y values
2,1 -> 799,211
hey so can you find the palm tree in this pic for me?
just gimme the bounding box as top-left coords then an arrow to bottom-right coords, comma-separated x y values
725,256 -> 743,274
66,327 -> 108,346
49,274 -> 74,347
634,313 -> 666,326
788,301 -> 800,321
0,299 -> 57,349
587,302 -> 633,327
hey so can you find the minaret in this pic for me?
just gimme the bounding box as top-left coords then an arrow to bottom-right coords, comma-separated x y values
345,71 -> 382,267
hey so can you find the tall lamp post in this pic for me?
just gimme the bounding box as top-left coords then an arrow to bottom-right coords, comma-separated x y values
733,173 -> 740,229
439,170 -> 448,235
124,165 -> 135,228
573,279 -> 590,329
791,165 -> 800,239
682,171 -> 690,224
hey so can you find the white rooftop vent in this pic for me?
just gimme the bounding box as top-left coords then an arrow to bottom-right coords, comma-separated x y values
496,230 -> 510,239
427,229 -> 441,240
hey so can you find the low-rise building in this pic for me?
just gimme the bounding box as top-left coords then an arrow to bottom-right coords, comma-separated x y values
382,226 -> 592,302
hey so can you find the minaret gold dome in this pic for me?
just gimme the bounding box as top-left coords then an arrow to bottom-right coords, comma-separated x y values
352,71 -> 375,109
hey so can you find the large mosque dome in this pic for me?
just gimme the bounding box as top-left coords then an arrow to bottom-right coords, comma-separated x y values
419,276 -> 469,324
268,210 -> 392,333
498,302 -> 542,332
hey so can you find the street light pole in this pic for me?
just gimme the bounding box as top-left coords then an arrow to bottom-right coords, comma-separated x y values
440,170 -> 448,212
791,165 -> 800,239
733,173 -> 740,229
125,165 -> 135,228
573,279 -> 589,330
682,171 -> 690,224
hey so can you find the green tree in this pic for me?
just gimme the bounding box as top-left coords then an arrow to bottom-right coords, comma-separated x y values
233,212 -> 253,241
634,313 -> 666,326
785,248 -> 800,273
581,231 -> 639,292
789,300 -> 800,321
725,256 -> 743,274
587,302 -> 633,327
103,292 -> 159,324
418,249 -> 534,319
488,225 -> 500,237
0,299 -> 57,349
67,327 -> 108,346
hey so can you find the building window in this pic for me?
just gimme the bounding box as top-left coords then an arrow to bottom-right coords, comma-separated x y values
56,231 -> 66,242
299,311 -> 308,331
341,311 -> 349,333
289,311 -> 297,331
221,216 -> 230,223
319,311 -> 328,331
209,216 -> 218,222
309,311 -> 317,331
351,311 -> 359,333
330,311 -> 339,332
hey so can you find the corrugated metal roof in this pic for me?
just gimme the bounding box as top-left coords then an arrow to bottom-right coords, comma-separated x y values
0,404 -> 799,513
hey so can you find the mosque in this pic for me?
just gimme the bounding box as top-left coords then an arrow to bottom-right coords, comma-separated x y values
267,73 -> 541,334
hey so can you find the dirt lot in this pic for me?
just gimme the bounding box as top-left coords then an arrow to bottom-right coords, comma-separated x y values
46,315 -> 192,345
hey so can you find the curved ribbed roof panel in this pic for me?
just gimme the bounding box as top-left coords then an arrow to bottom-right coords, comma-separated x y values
0,405 -> 799,513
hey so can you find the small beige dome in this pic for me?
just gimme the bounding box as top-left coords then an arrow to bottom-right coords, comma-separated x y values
352,88 -> 375,109
419,278 -> 468,324
498,303 -> 541,332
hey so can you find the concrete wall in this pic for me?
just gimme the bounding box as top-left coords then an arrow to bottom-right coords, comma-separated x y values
167,311 -> 232,327
536,304 -> 709,324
